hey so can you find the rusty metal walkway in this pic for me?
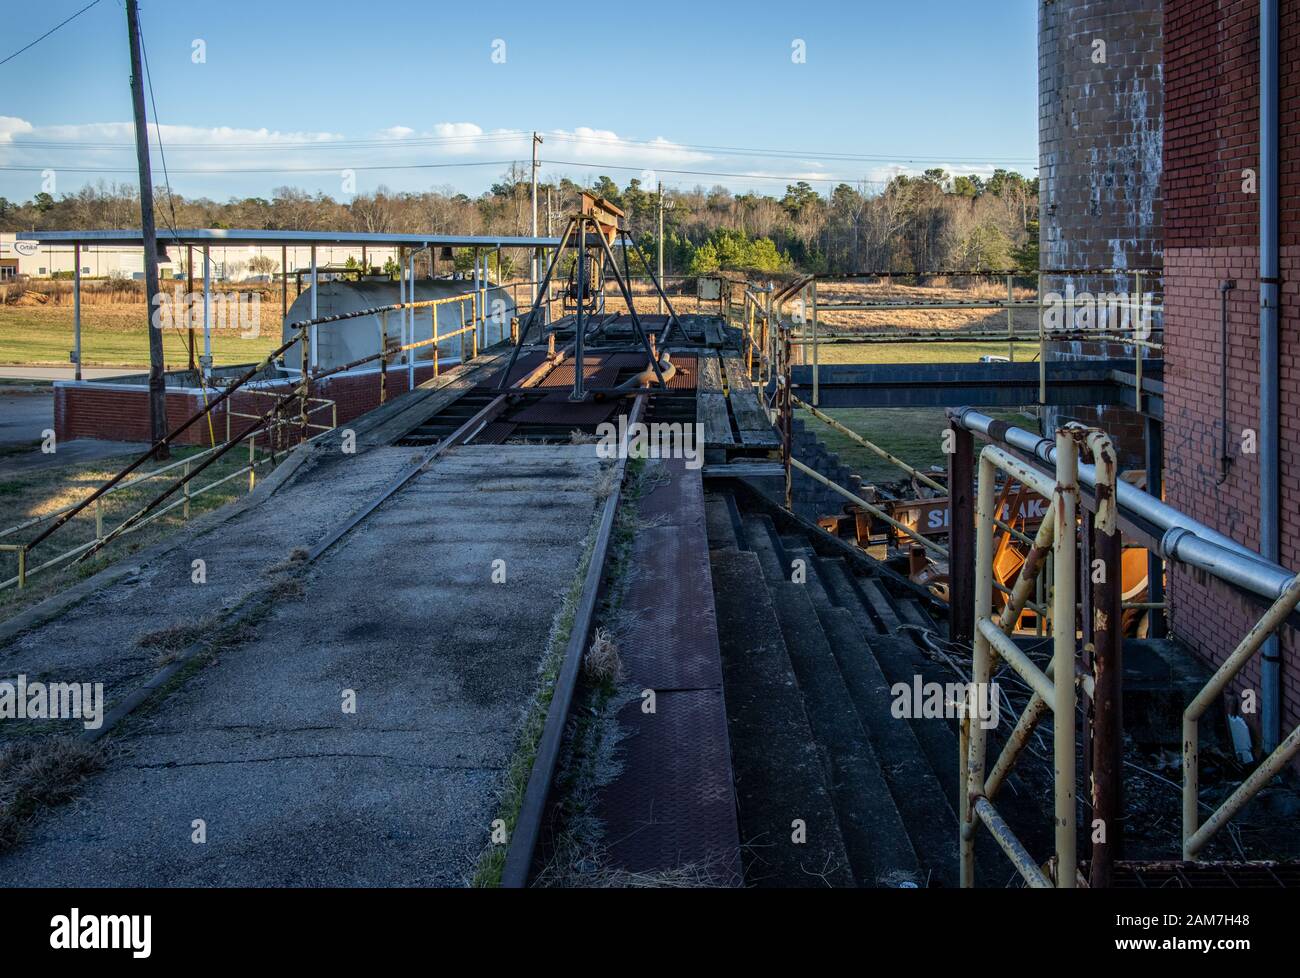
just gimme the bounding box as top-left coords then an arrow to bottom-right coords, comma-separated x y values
592,457 -> 742,884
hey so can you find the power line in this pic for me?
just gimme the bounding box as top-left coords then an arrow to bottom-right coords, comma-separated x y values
5,129 -> 1037,167
7,132 -> 533,152
0,0 -> 105,68
0,159 -> 525,175
539,159 -> 891,187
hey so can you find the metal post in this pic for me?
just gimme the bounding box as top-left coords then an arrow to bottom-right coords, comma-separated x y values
73,243 -> 82,381
298,324 -> 309,442
962,448 -> 998,888
810,279 -> 819,407
571,223 -> 587,400
309,246 -> 318,372
202,246 -> 212,380
782,328 -> 793,510
96,496 -> 105,538
379,311 -> 388,405
126,0 -> 168,456
657,183 -> 665,316
1007,273 -> 1015,362
407,250 -> 416,391
531,131 -> 543,303
948,420 -> 975,646
186,244 -> 195,373
248,436 -> 256,492
1144,416 -> 1166,637
1052,430 -> 1079,888
280,245 -> 287,328
1089,510 -> 1123,887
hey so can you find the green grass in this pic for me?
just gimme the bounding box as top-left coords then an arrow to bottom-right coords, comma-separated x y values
806,406 -> 1042,487
0,306 -> 280,368
809,339 -> 1040,365
0,446 -> 264,621
791,337 -> 1042,485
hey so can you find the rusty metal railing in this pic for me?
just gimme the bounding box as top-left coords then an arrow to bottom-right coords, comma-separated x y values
959,427 -> 1116,888
783,270 -> 1163,410
2,288 -> 496,592
1183,573 -> 1300,859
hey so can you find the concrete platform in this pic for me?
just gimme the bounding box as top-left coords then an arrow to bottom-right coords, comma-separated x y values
0,444 -> 608,886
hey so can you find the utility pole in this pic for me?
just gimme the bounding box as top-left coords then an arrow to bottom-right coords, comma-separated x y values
531,131 -> 543,301
126,0 -> 168,458
656,182 -> 665,315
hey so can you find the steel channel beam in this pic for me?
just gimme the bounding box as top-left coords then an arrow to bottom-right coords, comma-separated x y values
501,396 -> 648,887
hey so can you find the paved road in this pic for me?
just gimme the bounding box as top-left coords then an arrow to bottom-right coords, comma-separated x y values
0,388 -> 149,474
0,443 -> 607,886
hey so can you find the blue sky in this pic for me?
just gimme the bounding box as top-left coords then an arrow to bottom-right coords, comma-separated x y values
0,0 -> 1039,203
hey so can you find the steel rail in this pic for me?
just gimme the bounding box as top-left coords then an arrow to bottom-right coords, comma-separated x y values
501,395 -> 647,888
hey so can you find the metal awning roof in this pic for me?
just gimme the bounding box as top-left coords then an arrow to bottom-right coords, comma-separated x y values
16,228 -> 563,249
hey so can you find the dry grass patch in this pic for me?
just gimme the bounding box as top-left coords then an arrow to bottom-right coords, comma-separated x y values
583,627 -> 622,684
0,737 -> 106,852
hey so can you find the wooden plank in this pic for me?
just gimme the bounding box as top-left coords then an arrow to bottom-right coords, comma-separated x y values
697,354 -> 725,393
696,354 -> 734,447
698,392 -> 734,447
356,349 -> 511,448
721,354 -> 779,447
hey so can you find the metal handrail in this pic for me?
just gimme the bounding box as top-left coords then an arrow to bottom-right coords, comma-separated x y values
791,271 -> 1162,406
5,287 -> 494,591
1183,572 -> 1300,858
960,429 -> 1104,888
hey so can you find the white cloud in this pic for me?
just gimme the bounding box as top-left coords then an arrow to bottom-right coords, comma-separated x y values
0,115 -> 1019,201
0,116 -> 35,144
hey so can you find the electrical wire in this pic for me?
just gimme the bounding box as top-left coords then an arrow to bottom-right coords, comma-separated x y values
0,0 -> 105,68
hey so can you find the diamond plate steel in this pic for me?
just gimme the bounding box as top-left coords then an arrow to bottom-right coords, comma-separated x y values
593,457 -> 740,882
598,688 -> 742,884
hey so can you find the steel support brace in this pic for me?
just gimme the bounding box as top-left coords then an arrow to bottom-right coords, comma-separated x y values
962,430 -> 1080,888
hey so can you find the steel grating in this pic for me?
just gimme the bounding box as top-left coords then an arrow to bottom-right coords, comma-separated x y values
481,350 -> 548,390
1107,861 -> 1300,888
468,421 -> 517,445
593,456 -> 740,881
509,394 -> 620,426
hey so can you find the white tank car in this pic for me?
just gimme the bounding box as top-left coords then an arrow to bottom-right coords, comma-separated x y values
280,278 -> 516,373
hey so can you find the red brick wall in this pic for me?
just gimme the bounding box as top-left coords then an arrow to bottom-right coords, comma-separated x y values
54,364 -> 443,450
1163,0 -> 1300,736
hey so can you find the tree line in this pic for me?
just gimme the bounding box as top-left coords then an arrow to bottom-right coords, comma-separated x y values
0,165 -> 1038,277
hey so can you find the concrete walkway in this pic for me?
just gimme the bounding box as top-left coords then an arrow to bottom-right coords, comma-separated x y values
0,443 -> 607,886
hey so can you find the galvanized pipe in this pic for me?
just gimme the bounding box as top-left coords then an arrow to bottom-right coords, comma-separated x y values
952,407 -> 1292,598
974,798 -> 1053,888
1259,0 -> 1283,751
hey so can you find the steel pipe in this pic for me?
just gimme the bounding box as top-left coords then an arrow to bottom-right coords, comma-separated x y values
951,407 -> 1292,599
